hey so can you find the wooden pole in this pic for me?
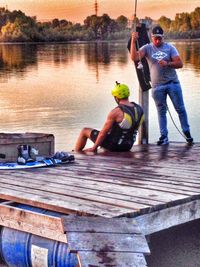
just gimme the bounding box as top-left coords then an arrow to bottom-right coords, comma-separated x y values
138,88 -> 149,144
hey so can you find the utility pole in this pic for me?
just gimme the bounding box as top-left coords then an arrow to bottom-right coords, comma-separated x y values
94,0 -> 98,16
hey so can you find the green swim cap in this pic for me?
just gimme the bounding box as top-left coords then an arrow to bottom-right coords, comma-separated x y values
112,82 -> 130,99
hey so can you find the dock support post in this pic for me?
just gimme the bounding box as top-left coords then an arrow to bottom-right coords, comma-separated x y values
138,88 -> 149,144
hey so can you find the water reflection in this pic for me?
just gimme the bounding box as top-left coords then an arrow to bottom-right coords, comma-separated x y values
0,42 -> 199,76
175,41 -> 200,73
0,41 -> 199,150
0,44 -> 38,82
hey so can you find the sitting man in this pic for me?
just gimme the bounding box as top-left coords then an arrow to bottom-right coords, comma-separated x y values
75,82 -> 144,153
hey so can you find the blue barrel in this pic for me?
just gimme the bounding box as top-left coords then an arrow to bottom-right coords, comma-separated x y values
0,205 -> 79,267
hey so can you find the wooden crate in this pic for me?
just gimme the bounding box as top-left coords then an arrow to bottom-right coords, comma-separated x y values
0,132 -> 54,162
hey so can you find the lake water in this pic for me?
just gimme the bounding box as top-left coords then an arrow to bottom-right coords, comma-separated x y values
0,41 -> 199,151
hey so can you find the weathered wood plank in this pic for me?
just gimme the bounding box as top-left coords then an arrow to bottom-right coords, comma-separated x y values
63,163 -> 200,181
10,152 -> 199,185
51,160 -> 200,185
2,172 -> 173,206
44,171 -> 200,196
0,176 -> 153,210
136,199 -> 200,235
64,216 -> 149,266
62,216 -> 141,234
76,163 -> 200,180
67,232 -> 150,254
0,171 -> 191,205
0,204 -> 66,242
0,172 -> 196,220
74,147 -> 200,164
78,251 -> 147,267
12,167 -> 200,196
0,143 -> 199,219
0,184 -> 133,218
8,173 -> 164,206
73,147 -> 200,165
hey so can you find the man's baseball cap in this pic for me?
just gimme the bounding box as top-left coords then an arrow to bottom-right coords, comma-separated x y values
152,25 -> 164,37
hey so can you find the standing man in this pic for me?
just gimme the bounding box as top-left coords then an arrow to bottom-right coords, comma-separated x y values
75,82 -> 144,153
130,25 -> 193,145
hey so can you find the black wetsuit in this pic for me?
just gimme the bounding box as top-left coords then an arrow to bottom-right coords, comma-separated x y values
91,102 -> 144,152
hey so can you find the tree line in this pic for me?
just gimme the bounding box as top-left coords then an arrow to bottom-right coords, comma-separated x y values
0,7 -> 199,42
158,7 -> 200,39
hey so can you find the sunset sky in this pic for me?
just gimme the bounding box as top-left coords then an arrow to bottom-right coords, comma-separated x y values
0,0 -> 199,23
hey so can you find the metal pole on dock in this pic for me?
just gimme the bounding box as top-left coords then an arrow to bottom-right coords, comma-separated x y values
135,24 -> 150,144
132,0 -> 149,144
138,89 -> 149,144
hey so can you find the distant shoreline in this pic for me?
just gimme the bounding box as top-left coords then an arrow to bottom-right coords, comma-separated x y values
0,6 -> 199,44
0,38 -> 200,45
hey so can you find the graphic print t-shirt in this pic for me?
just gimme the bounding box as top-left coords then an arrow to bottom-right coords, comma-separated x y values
140,42 -> 179,87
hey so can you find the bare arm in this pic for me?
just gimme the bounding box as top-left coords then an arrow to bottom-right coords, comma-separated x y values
130,32 -> 145,62
158,55 -> 183,69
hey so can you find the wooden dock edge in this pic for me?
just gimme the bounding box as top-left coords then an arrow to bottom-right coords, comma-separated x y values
1,199 -> 200,266
0,201 -> 67,243
135,199 -> 200,236
62,215 -> 150,267
61,199 -> 200,266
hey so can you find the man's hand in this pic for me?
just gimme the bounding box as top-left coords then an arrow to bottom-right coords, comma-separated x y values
131,32 -> 139,41
130,32 -> 145,62
158,56 -> 183,69
158,59 -> 168,67
83,146 -> 97,153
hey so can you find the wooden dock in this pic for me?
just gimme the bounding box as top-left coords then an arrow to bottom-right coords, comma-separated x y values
0,142 -> 200,266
